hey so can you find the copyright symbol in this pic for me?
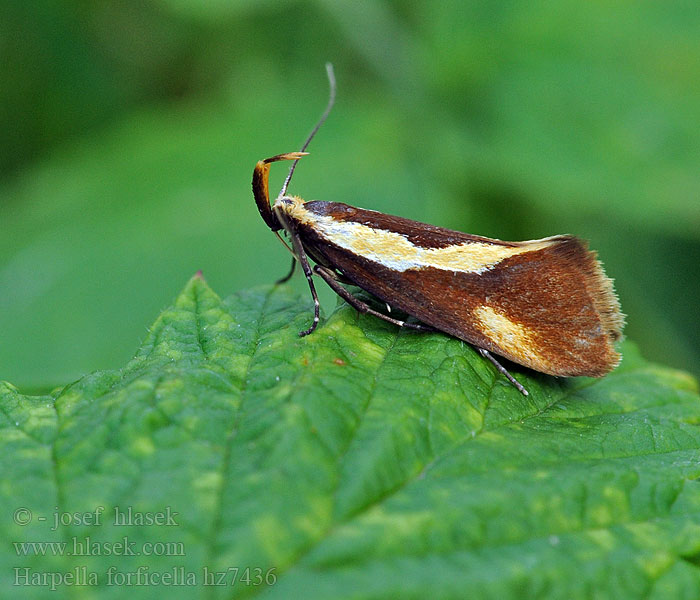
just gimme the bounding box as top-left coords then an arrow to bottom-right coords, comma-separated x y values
13,508 -> 32,526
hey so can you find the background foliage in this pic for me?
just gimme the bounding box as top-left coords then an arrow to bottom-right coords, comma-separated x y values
1,1 -> 699,389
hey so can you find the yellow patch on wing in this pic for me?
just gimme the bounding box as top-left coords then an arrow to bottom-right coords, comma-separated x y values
473,305 -> 547,368
278,198 -> 555,274
422,241 -> 553,273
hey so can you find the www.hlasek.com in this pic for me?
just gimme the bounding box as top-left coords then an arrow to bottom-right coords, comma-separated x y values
14,537 -> 184,557
13,566 -> 278,590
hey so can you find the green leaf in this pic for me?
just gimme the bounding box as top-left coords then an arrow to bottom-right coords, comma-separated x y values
2,275 -> 700,599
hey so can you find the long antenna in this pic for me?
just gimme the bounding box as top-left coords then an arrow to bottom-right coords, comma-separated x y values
279,63 -> 336,197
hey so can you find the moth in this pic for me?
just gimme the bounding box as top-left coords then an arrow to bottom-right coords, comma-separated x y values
252,65 -> 624,395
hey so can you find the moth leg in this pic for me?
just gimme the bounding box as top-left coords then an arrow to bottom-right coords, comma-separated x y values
314,265 -> 433,332
283,221 -> 320,337
276,257 -> 296,284
477,348 -> 529,396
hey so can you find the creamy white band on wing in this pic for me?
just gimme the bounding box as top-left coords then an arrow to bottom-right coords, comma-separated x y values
281,199 -> 555,274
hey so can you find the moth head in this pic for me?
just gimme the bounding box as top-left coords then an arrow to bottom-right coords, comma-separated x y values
272,195 -> 306,223
274,195 -> 295,208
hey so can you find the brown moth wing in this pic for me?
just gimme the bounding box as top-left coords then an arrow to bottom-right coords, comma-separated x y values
295,202 -> 624,377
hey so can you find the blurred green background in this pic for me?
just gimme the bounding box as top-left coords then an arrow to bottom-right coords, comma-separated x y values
1,1 -> 698,391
